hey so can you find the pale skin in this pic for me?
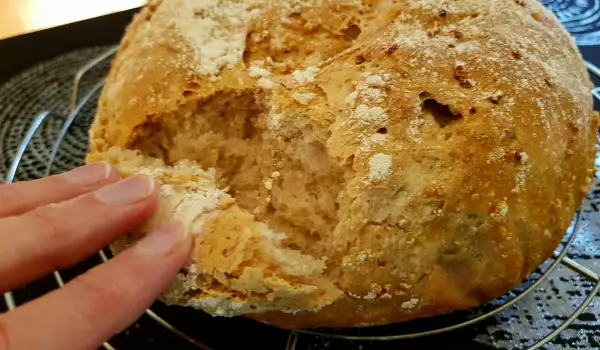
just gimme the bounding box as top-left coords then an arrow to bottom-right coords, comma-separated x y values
0,162 -> 192,350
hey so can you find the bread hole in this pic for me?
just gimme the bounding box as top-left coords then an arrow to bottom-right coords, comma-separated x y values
567,122 -> 579,135
422,98 -> 463,128
187,82 -> 201,89
419,91 -> 432,100
266,202 -> 276,215
469,107 -> 477,114
441,243 -> 460,256
427,28 -> 442,38
242,32 -> 254,64
183,90 -> 195,98
355,55 -> 366,65
502,129 -> 517,142
385,44 -> 398,55
131,119 -> 170,160
488,95 -> 502,104
242,117 -> 257,139
193,8 -> 205,17
344,154 -> 355,166
243,48 -> 252,65
343,24 -> 362,41
450,30 -> 464,40
281,12 -> 304,29
513,151 -> 524,163
377,127 -> 387,134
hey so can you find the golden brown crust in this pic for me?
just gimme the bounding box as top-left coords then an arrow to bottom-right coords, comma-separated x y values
87,0 -> 598,328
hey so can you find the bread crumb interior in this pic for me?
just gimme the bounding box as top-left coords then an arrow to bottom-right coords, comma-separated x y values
130,90 -> 344,261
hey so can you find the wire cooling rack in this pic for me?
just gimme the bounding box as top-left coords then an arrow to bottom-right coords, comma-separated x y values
1,47 -> 600,350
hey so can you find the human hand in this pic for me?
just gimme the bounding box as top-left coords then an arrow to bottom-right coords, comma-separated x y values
0,162 -> 192,350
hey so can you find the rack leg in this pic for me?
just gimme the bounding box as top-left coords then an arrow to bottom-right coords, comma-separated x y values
286,332 -> 299,350
554,253 -> 600,283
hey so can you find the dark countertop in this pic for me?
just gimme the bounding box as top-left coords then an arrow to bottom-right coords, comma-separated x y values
0,9 -> 137,84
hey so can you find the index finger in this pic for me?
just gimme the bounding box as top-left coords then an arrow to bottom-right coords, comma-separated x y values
0,162 -> 120,218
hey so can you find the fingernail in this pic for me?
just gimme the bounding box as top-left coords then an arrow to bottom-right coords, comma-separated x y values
94,175 -> 155,205
64,162 -> 111,186
136,222 -> 187,256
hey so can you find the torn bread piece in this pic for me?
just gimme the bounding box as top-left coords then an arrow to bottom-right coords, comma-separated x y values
98,148 -> 343,317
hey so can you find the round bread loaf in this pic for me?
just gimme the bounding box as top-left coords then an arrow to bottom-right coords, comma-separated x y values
87,0 -> 599,328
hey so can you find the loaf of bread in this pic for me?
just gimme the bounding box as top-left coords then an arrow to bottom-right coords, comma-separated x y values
87,0 -> 598,328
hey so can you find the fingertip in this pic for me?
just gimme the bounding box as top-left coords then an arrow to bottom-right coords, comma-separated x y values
94,175 -> 155,206
107,166 -> 122,182
62,162 -> 112,186
134,221 -> 192,258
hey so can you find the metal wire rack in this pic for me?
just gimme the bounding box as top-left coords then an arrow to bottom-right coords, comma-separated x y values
2,47 -> 600,350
